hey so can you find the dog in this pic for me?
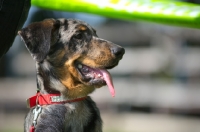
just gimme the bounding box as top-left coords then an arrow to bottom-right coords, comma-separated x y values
18,18 -> 125,132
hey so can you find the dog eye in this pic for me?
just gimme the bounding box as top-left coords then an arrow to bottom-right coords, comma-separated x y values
74,33 -> 83,39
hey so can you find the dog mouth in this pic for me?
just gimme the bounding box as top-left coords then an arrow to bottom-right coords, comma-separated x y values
75,62 -> 115,97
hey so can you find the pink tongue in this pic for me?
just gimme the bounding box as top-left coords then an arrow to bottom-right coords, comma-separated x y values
99,69 -> 115,97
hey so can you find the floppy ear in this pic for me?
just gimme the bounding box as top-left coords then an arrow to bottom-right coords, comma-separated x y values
18,19 -> 60,62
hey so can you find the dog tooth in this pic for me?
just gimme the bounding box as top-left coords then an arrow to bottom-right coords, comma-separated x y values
78,64 -> 82,69
85,74 -> 89,77
91,74 -> 94,79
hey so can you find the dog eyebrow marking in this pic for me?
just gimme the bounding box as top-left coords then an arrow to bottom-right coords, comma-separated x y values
77,25 -> 87,31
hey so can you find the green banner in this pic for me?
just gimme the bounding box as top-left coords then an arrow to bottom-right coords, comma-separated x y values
31,0 -> 200,28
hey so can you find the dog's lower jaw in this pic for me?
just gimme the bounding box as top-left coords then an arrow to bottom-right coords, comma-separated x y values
37,75 -> 96,99
36,61 -> 99,100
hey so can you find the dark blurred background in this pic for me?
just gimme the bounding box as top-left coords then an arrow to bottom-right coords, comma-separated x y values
1,0 -> 200,132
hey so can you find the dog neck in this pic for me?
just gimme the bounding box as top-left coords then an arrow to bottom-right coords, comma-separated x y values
35,61 -> 66,95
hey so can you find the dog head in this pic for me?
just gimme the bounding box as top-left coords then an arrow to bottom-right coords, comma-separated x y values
18,18 -> 125,98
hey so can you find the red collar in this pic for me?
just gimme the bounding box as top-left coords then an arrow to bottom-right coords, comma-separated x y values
27,92 -> 87,108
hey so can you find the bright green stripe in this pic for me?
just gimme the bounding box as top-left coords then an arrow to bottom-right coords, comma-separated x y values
31,0 -> 200,28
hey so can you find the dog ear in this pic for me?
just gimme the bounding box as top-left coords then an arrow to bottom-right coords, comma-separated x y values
18,19 -> 60,62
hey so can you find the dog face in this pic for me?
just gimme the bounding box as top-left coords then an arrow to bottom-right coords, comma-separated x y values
18,18 -> 125,98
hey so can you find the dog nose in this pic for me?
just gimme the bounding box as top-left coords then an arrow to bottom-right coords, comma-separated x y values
111,47 -> 125,58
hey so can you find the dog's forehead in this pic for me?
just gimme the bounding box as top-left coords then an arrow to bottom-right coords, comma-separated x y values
58,18 -> 93,32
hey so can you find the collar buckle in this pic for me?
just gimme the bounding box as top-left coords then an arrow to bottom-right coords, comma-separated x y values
51,96 -> 64,102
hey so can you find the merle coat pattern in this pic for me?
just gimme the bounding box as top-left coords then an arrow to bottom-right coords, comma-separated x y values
18,18 -> 125,132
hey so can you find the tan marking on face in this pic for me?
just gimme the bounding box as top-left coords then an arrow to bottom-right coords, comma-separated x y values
55,54 -> 95,98
59,68 -> 95,98
53,36 -> 119,98
79,38 -> 115,67
40,19 -> 55,30
78,25 -> 87,31
56,53 -> 78,77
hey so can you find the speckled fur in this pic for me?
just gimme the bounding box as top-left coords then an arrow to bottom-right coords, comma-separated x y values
18,18 -> 124,132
